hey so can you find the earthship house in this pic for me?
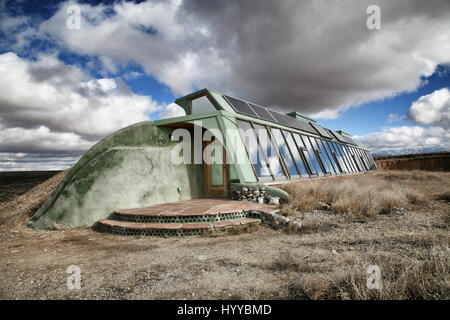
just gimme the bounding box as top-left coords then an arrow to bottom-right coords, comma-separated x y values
28,88 -> 377,234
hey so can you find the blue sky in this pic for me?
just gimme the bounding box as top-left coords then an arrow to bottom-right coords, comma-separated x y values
320,65 -> 450,136
0,0 -> 449,170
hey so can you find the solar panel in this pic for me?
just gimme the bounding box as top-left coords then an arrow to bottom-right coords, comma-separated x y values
248,103 -> 277,122
223,94 -> 330,136
310,123 -> 333,138
327,129 -> 338,140
330,130 -> 356,145
285,115 -> 300,128
268,110 -> 291,127
330,130 -> 345,142
342,135 -> 357,145
293,120 -> 316,134
223,95 -> 258,118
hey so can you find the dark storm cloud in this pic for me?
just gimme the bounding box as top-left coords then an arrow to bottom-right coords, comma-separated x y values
179,0 -> 450,116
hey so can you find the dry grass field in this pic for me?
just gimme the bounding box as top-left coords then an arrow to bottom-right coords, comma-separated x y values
0,170 -> 448,300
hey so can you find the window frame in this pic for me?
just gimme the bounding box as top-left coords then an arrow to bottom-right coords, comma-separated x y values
292,132 -> 318,176
252,122 -> 288,181
282,130 -> 311,178
269,127 -> 301,179
329,141 -> 348,173
189,94 -> 219,115
236,119 -> 272,182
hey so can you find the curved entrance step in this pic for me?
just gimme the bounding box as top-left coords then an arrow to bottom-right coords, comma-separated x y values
96,198 -> 278,237
97,217 -> 261,236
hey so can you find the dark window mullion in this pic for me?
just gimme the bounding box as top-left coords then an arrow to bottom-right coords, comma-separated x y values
267,127 -> 293,179
328,142 -> 343,174
343,145 -> 357,172
358,148 -> 370,171
250,121 -> 276,180
311,137 -> 331,175
361,149 -> 373,170
309,137 -> 328,174
236,119 -> 273,181
337,143 -> 351,173
281,132 -> 302,178
283,130 -> 310,178
235,120 -> 260,181
293,133 -> 317,176
320,139 -> 338,175
303,135 -> 323,176
352,147 -> 365,172
276,129 -> 303,178
329,142 -> 347,173
349,147 -> 361,172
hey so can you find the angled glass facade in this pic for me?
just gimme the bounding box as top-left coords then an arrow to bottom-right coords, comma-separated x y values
236,118 -> 376,183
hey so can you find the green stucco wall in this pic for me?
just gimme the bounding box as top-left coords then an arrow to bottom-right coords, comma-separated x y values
28,121 -> 203,229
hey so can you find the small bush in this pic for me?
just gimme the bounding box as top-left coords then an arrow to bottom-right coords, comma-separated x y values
406,190 -> 429,205
269,251 -> 316,273
437,191 -> 450,202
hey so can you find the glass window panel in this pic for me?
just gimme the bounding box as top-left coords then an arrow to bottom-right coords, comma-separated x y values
320,139 -> 338,174
303,136 -> 324,175
328,142 -> 344,173
293,133 -> 317,175
253,123 -> 287,180
342,145 -> 356,172
191,96 -> 216,114
330,142 -> 349,173
357,148 -> 370,171
365,150 -> 376,169
342,145 -> 353,173
338,144 -> 353,173
362,150 -> 374,170
318,139 -> 335,174
326,141 -> 343,173
271,128 -> 299,177
311,137 -> 332,174
283,130 -> 309,177
353,148 -> 366,172
315,138 -> 334,174
364,150 -> 373,166
236,120 -> 272,180
211,147 -> 223,185
347,146 -> 362,172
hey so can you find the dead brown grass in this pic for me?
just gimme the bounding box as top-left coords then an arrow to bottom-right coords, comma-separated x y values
437,191 -> 450,202
0,170 -> 68,231
272,170 -> 450,300
282,244 -> 450,300
280,171 -> 449,221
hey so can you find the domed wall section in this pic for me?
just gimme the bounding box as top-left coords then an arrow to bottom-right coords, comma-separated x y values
28,121 -> 204,229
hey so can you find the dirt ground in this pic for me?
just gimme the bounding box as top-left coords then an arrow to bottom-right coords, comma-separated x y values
0,170 -> 448,300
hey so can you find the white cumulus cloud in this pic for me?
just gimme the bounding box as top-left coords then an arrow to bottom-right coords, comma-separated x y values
356,89 -> 450,155
0,52 -> 162,138
407,87 -> 450,129
0,52 -> 166,170
158,103 -> 186,119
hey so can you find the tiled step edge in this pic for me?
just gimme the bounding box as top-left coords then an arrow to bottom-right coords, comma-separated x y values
97,218 -> 260,236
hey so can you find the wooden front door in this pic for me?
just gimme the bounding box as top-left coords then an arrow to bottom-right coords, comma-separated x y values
204,140 -> 227,197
